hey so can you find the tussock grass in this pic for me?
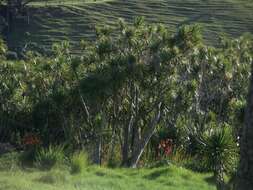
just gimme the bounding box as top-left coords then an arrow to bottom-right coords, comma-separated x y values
70,151 -> 89,174
35,145 -> 65,170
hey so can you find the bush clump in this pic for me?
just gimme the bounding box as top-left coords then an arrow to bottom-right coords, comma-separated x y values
36,145 -> 65,170
199,124 -> 238,189
70,151 -> 89,174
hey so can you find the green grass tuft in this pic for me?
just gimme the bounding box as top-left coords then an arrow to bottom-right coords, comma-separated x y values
70,151 -> 89,174
35,145 -> 65,170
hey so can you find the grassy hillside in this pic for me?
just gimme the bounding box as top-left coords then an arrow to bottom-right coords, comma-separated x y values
0,165 -> 215,190
6,0 -> 253,52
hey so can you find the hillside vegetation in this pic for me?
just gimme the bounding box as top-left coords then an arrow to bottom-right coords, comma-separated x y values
7,0 -> 253,51
1,3 -> 253,189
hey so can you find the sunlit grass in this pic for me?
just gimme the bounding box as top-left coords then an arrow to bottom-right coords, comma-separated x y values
0,164 -> 216,190
0,152 -> 215,190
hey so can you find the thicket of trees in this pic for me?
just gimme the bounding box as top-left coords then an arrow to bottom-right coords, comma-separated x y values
0,19 -> 253,189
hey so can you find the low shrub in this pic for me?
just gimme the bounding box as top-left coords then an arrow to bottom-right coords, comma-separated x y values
107,158 -> 120,168
199,124 -> 238,189
36,145 -> 65,170
19,133 -> 41,167
0,152 -> 20,171
165,148 -> 206,172
19,149 -> 37,167
70,151 -> 89,174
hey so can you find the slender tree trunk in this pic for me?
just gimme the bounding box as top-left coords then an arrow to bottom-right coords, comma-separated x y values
122,115 -> 133,166
130,123 -> 141,155
236,62 -> 253,190
109,95 -> 119,164
108,126 -> 116,164
94,137 -> 102,165
129,102 -> 162,168
93,111 -> 106,165
122,125 -> 129,165
214,164 -> 225,190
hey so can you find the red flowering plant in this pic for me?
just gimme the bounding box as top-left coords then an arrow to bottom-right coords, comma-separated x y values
22,133 -> 41,150
20,133 -> 42,164
157,138 -> 173,158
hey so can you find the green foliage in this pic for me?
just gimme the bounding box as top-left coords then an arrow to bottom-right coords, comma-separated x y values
19,148 -> 38,167
199,123 -> 238,185
0,152 -> 20,171
0,38 -> 7,58
70,151 -> 89,174
35,145 -> 65,170
176,24 -> 203,49
0,19 -> 252,168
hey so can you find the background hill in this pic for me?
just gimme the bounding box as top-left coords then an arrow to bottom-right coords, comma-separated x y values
5,0 -> 253,52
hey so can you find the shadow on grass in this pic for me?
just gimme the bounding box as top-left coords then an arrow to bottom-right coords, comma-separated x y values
35,171 -> 68,184
204,176 -> 216,185
95,170 -> 124,179
125,171 -> 139,177
95,171 -> 106,176
144,168 -> 168,180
